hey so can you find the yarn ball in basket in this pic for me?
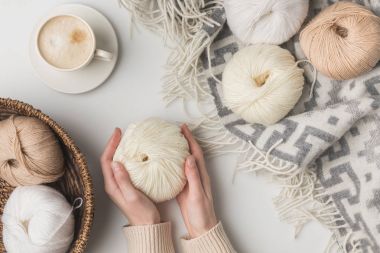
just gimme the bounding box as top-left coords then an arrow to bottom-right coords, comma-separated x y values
0,116 -> 65,186
2,185 -> 75,253
222,44 -> 304,125
113,118 -> 189,203
224,0 -> 309,45
300,1 -> 380,80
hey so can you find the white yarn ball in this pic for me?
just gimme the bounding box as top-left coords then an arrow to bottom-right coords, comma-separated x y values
2,185 -> 74,253
222,44 -> 304,125
224,0 -> 309,45
113,118 -> 189,203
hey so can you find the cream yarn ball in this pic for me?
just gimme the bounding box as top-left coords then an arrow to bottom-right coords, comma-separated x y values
224,0 -> 309,45
113,118 -> 189,203
2,185 -> 75,253
222,44 -> 304,125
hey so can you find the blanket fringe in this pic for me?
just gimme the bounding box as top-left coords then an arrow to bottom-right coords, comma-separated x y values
163,32 -> 214,104
325,232 -> 364,253
119,0 -> 223,42
119,0 -> 224,104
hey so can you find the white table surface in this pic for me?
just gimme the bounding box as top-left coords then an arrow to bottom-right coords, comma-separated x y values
0,1 -> 331,252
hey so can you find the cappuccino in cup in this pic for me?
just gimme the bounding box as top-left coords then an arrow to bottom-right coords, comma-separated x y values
36,15 -> 113,71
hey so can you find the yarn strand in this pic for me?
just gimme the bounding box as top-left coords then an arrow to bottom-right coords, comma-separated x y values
295,59 -> 317,99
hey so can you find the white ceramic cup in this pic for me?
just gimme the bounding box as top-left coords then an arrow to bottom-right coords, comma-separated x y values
36,14 -> 113,72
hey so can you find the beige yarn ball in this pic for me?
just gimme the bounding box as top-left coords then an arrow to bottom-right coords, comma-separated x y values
222,44 -> 304,126
113,118 -> 189,203
300,2 -> 380,80
0,116 -> 65,186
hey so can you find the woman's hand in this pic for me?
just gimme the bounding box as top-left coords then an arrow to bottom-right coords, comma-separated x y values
100,128 -> 160,226
177,124 -> 218,238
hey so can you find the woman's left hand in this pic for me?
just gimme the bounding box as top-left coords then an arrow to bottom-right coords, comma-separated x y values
176,124 -> 218,238
100,128 -> 161,226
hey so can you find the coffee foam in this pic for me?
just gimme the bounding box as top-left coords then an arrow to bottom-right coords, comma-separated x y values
38,15 -> 94,69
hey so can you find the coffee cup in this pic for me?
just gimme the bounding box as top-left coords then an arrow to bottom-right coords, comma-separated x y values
36,14 -> 113,71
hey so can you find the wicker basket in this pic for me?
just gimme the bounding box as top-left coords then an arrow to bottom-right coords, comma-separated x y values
0,98 -> 94,253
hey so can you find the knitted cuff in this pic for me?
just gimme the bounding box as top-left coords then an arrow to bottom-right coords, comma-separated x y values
123,222 -> 175,253
181,222 -> 236,253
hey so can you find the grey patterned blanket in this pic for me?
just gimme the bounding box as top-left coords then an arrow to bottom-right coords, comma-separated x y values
121,0 -> 380,252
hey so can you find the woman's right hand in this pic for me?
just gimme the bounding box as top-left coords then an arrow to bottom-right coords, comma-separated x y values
100,128 -> 161,226
176,124 -> 218,238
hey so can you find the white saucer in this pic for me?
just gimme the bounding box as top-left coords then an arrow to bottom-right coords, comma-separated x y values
29,4 -> 119,94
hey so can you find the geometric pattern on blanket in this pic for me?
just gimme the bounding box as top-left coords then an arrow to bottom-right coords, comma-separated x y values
201,1 -> 380,252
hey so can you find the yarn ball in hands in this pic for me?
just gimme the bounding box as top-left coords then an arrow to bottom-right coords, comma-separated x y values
0,116 -> 65,186
300,1 -> 380,80
222,44 -> 304,125
113,118 -> 189,203
224,0 -> 309,45
2,185 -> 75,253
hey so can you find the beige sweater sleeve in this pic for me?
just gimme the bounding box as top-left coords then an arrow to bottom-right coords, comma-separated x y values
181,222 -> 236,253
123,222 -> 175,253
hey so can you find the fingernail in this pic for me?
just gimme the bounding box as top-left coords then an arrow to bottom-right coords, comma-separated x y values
113,128 -> 120,137
111,161 -> 120,172
187,156 -> 196,168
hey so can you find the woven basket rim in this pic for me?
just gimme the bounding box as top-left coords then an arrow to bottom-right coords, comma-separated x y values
0,97 -> 94,253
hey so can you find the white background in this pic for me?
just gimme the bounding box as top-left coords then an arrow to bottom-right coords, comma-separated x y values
0,1 -> 330,252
